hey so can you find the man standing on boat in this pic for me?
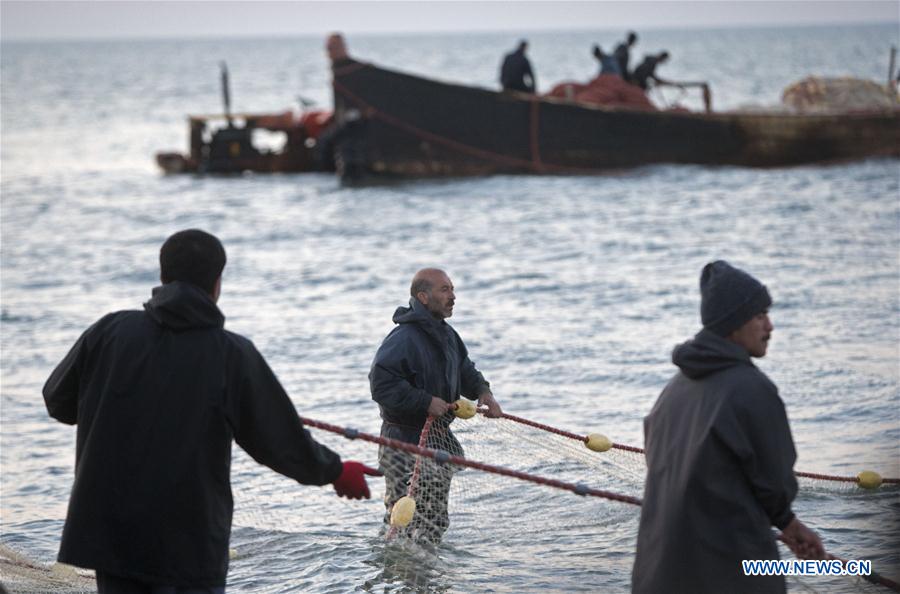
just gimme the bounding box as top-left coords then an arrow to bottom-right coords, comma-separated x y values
370,268 -> 502,543
44,229 -> 378,593
500,40 -> 536,93
632,261 -> 824,594
614,31 -> 638,81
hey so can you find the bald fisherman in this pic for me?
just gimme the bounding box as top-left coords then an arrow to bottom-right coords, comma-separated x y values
369,268 -> 502,543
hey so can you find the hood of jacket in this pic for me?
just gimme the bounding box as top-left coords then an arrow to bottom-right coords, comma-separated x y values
143,281 -> 225,331
671,329 -> 753,380
391,297 -> 450,346
392,297 -> 444,326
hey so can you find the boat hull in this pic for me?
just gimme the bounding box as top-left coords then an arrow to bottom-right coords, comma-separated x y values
331,61 -> 900,181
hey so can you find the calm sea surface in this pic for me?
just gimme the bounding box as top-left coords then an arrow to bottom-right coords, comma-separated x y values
2,24 -> 899,593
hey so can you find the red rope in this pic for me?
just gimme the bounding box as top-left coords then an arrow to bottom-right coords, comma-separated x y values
795,471 -> 900,485
298,415 -> 642,506
331,77 -> 597,175
475,408 -> 899,485
477,408 -> 643,454
407,416 -> 434,499
386,416 -> 434,538
301,414 -> 899,591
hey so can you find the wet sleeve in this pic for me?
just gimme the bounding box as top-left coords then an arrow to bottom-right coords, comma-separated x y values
457,336 -> 490,399
369,334 -> 431,417
229,341 -> 342,486
717,376 -> 798,530
42,321 -> 99,425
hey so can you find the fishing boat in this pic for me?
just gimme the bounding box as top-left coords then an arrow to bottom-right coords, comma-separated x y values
156,63 -> 333,174
329,56 -> 900,183
155,110 -> 333,174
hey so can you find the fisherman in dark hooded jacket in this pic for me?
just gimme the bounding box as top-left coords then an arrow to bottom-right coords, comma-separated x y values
632,261 -> 824,594
370,268 -> 502,542
43,229 -> 378,593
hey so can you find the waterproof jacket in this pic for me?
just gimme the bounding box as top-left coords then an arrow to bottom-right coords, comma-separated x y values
43,281 -> 342,587
369,298 -> 490,444
500,49 -> 535,93
632,329 -> 797,594
614,41 -> 632,80
632,55 -> 664,90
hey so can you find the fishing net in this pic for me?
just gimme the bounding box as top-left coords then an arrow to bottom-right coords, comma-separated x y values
2,407 -> 896,593
782,77 -> 899,111
377,408 -> 646,546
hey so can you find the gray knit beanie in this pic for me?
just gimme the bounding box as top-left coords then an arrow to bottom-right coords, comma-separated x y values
700,261 -> 772,337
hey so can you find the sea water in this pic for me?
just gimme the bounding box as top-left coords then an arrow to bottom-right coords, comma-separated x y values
2,24 -> 898,593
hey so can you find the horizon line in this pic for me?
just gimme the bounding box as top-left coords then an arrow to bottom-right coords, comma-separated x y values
2,19 -> 896,44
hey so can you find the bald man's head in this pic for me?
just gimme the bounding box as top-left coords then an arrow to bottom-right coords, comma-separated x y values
411,268 -> 455,319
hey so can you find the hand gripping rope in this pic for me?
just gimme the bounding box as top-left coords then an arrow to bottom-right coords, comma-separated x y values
773,534 -> 900,592
298,411 -> 900,592
473,408 -> 899,490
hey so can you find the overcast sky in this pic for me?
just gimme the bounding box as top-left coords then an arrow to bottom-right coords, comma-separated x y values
1,1 -> 897,41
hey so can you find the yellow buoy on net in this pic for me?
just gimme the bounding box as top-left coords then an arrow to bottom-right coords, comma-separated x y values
390,496 -> 417,527
857,470 -> 883,490
454,399 -> 477,419
585,433 -> 612,452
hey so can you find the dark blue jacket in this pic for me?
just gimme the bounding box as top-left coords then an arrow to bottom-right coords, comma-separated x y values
369,298 -> 490,443
614,41 -> 632,81
499,48 -> 535,93
43,281 -> 342,587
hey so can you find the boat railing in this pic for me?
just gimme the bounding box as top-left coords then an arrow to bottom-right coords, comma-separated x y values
655,80 -> 713,113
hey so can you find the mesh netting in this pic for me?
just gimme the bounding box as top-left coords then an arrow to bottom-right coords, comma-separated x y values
378,411 -> 646,546
782,76 -> 899,111
2,409 -> 896,593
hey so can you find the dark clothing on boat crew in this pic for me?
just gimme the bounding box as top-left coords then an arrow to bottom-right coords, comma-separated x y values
370,297 -> 490,540
632,329 -> 798,594
500,46 -> 536,93
44,281 -> 343,588
631,54 -> 668,90
614,40 -> 633,81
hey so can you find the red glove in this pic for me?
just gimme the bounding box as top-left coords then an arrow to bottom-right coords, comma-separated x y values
332,461 -> 382,500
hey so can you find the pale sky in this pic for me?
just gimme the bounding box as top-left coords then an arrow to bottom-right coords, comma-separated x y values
1,0 -> 897,41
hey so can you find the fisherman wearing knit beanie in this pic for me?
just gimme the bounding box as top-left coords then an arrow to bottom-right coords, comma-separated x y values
700,260 -> 772,337
700,260 -> 774,357
633,260 -> 825,594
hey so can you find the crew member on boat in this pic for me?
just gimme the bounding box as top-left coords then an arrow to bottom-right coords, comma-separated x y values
592,44 -> 623,76
370,268 -> 502,543
500,40 -> 536,93
632,261 -> 824,594
614,31 -> 638,81
631,51 -> 673,90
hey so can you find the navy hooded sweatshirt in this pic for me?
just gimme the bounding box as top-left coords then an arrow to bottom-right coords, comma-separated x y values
369,297 -> 490,444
